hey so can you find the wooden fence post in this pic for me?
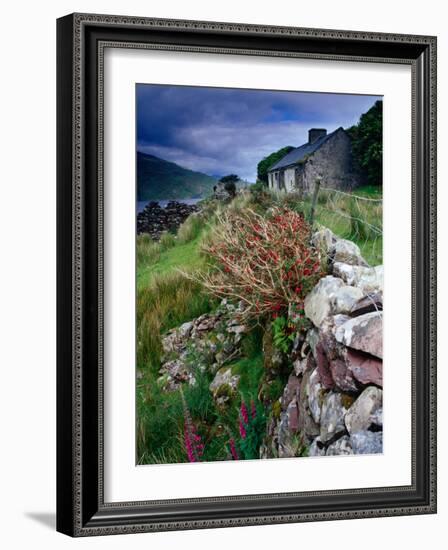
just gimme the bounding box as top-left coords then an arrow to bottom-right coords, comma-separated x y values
309,178 -> 321,225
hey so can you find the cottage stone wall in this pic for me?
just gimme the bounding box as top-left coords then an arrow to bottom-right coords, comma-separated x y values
299,130 -> 358,195
268,171 -> 281,190
284,167 -> 296,192
268,129 -> 360,196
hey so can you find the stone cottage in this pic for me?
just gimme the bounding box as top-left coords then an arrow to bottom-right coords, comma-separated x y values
267,127 -> 358,195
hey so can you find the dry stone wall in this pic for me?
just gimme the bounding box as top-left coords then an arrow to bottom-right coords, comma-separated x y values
137,200 -> 199,239
262,227 -> 383,458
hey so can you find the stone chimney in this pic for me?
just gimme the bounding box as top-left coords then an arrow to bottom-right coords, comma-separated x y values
308,128 -> 327,144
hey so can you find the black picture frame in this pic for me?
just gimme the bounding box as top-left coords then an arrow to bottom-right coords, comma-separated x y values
57,13 -> 437,537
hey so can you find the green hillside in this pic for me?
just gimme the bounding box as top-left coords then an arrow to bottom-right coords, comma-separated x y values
137,152 -> 218,201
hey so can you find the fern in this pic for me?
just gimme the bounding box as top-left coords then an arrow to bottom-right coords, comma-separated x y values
272,316 -> 295,353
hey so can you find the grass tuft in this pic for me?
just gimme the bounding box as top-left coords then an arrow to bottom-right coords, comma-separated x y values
159,231 -> 176,250
177,213 -> 205,244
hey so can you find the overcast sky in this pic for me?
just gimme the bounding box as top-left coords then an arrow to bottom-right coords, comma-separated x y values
137,84 -> 381,182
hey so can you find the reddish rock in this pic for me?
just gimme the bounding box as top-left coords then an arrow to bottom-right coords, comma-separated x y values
297,367 -> 320,440
315,342 -> 335,389
344,348 -> 383,387
285,400 -> 299,432
329,358 -> 358,392
282,374 -> 301,410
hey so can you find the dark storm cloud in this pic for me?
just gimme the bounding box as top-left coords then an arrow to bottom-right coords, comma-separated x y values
137,84 -> 381,181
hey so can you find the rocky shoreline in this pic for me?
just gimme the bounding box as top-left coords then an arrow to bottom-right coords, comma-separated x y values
137,200 -> 200,239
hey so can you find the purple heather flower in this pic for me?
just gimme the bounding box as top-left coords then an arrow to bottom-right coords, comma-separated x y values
229,438 -> 239,460
239,419 -> 247,439
240,401 -> 249,425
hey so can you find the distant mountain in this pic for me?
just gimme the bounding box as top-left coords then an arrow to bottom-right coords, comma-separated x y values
137,152 -> 218,201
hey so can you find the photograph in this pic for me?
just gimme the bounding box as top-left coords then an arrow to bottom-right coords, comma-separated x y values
135,84 -> 384,465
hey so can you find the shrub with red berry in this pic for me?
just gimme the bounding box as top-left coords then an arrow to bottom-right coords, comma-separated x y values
190,206 -> 323,321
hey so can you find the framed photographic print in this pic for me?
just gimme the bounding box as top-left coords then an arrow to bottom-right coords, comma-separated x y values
56,13 -> 437,537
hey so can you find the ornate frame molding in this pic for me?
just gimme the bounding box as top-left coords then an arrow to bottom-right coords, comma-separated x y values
57,13 -> 437,537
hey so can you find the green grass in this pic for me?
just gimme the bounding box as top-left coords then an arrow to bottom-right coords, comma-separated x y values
177,213 -> 205,244
229,353 -> 264,402
159,231 -> 176,250
313,203 -> 383,266
136,184 -> 383,465
136,217 -> 223,464
246,184 -> 383,265
137,332 -> 267,465
274,185 -> 383,266
136,216 -> 219,375
352,184 -> 382,198
137,272 -> 215,374
136,234 -> 161,266
137,236 -> 206,290
137,364 -> 224,464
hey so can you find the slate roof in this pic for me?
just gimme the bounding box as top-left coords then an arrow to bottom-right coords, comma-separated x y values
268,127 -> 343,171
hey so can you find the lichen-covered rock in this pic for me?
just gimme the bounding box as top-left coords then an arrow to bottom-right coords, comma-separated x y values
357,265 -> 384,294
158,359 -> 194,390
297,367 -> 320,440
160,299 -> 250,390
305,327 -> 320,357
311,227 -> 337,255
332,238 -> 369,267
304,276 -> 345,327
278,400 -> 300,458
350,293 -> 383,317
331,285 -> 364,315
209,367 -> 240,406
226,319 -> 247,335
308,368 -> 325,424
308,436 -> 326,456
345,386 -> 383,435
311,228 -> 369,268
350,430 -> 383,454
275,372 -> 314,457
329,358 -> 358,392
293,357 -> 307,376
343,348 -> 383,387
335,311 -> 383,359
370,407 -> 383,428
326,435 -> 353,456
333,263 -> 383,294
281,374 -> 301,409
305,275 -> 368,329
195,315 -> 218,332
178,321 -> 194,339
320,392 -> 349,443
